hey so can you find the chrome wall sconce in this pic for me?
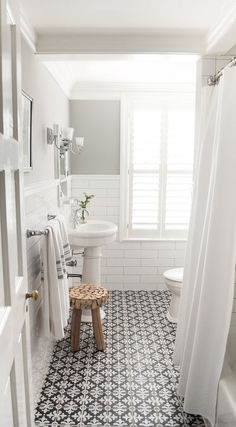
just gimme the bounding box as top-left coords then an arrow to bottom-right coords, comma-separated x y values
47,124 -> 84,158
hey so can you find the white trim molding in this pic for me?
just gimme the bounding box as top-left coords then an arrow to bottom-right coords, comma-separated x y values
119,93 -> 195,241
71,174 -> 120,181
206,3 -> 236,55
36,34 -> 206,55
119,96 -> 130,241
24,178 -> 60,197
70,81 -> 196,100
20,12 -> 37,52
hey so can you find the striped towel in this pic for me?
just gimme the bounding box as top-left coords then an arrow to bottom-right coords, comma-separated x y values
55,214 -> 72,263
46,223 -> 69,339
46,220 -> 65,279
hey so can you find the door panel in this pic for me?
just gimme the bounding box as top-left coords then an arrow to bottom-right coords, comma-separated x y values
0,216 -> 4,305
14,333 -> 28,427
0,0 -> 34,426
2,170 -> 19,286
4,11 -> 14,138
0,376 -> 15,427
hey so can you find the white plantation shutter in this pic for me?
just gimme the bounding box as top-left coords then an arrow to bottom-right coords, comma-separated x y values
126,93 -> 195,239
130,108 -> 161,232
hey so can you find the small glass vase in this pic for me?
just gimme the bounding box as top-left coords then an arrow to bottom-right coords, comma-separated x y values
79,208 -> 89,224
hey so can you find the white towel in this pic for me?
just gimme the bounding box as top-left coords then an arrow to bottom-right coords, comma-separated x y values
55,214 -> 72,263
50,217 -> 70,319
40,238 -> 50,337
47,219 -> 66,279
46,220 -> 69,339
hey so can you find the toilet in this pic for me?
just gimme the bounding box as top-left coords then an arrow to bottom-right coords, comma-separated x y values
163,267 -> 184,323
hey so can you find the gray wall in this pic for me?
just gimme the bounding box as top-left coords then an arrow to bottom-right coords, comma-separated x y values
70,100 -> 120,174
21,36 -> 69,186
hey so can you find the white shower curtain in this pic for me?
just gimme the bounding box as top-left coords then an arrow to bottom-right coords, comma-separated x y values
174,67 -> 236,425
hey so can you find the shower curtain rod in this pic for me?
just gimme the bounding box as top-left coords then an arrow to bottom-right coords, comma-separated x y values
207,56 -> 236,86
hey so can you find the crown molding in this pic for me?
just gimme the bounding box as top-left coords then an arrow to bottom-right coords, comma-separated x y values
70,81 -> 196,100
43,62 -> 71,99
20,13 -> 37,52
36,34 -> 205,55
206,3 -> 236,55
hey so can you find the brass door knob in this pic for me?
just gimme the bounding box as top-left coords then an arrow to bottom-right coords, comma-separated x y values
25,290 -> 39,301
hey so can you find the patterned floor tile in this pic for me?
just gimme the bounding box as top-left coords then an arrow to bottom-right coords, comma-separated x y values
35,291 -> 204,427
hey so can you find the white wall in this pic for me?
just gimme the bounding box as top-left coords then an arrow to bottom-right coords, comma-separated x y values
71,175 -> 186,290
21,36 -> 69,186
21,35 -> 70,402
70,100 -> 120,175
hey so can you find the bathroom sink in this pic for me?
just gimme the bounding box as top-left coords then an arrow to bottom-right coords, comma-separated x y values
68,220 -> 117,322
68,220 -> 118,248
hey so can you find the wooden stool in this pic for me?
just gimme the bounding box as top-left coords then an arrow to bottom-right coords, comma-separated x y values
69,284 -> 108,352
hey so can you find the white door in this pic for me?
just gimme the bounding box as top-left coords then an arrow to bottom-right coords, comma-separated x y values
0,0 -> 34,426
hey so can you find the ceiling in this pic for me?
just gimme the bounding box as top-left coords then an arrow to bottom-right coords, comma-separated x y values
20,0 -> 235,37
20,0 -> 236,97
43,54 -> 198,98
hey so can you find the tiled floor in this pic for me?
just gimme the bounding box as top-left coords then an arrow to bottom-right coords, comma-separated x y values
35,290 -> 204,427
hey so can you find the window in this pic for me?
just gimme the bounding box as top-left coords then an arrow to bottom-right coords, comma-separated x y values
120,90 -> 196,240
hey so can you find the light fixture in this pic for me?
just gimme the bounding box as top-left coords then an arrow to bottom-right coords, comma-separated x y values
47,124 -> 84,158
75,137 -> 84,153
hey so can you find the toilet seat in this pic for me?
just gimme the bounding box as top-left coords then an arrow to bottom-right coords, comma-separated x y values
163,267 -> 183,283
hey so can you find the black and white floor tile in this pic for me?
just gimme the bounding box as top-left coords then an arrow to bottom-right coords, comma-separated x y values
35,290 -> 204,427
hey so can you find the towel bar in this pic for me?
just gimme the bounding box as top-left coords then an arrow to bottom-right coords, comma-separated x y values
67,273 -> 82,279
26,229 -> 49,238
26,213 -> 56,238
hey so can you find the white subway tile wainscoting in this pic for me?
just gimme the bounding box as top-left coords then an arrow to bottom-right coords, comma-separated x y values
24,179 -> 67,405
71,175 -> 187,291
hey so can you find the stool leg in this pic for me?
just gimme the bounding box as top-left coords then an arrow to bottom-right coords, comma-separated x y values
92,308 -> 105,351
71,309 -> 82,352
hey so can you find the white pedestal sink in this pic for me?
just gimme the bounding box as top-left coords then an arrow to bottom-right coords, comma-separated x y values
68,220 -> 118,322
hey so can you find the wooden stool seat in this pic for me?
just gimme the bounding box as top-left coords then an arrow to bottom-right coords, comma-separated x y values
69,284 -> 108,352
